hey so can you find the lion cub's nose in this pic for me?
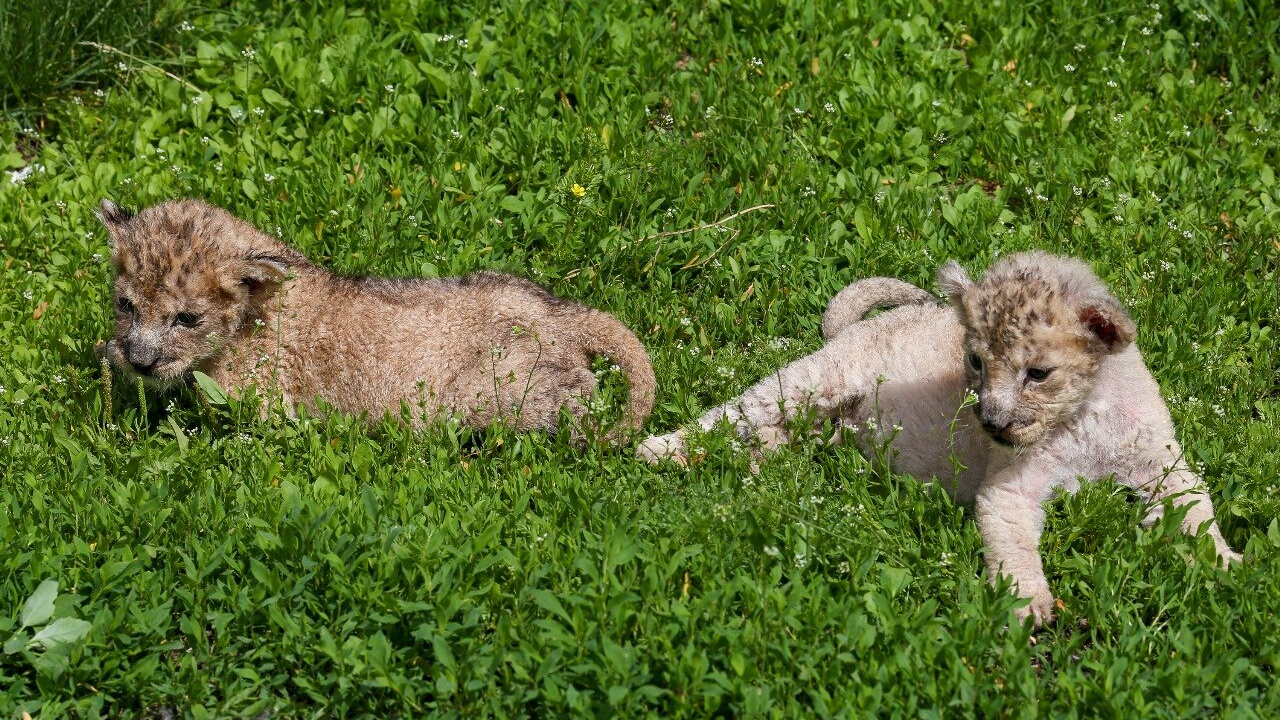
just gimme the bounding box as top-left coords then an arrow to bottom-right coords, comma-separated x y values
979,409 -> 1012,435
127,345 -> 160,374
980,419 -> 1011,434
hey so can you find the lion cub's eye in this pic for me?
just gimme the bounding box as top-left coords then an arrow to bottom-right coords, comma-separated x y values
174,311 -> 203,328
116,296 -> 135,314
1026,367 -> 1053,381
966,352 -> 984,373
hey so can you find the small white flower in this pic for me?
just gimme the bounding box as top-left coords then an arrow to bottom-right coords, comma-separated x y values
92,253 -> 102,262
838,560 -> 851,574
1112,113 -> 1124,122
94,88 -> 106,97
190,95 -> 204,105
1182,230 -> 1192,239
450,129 -> 461,140
794,553 -> 808,569
750,57 -> 764,67
438,34 -> 454,43
385,84 -> 395,92
873,190 -> 886,205
1195,11 -> 1208,21
823,102 -> 835,113
241,47 -> 256,59
793,107 -> 804,115
253,107 -> 264,116
764,545 -> 780,557
457,38 -> 469,48
264,173 -> 276,182
22,290 -> 33,300
1064,64 -> 1076,72
1141,26 -> 1153,35
1074,43 -> 1085,51
9,166 -> 34,185
1107,80 -> 1119,88
1073,186 -> 1083,196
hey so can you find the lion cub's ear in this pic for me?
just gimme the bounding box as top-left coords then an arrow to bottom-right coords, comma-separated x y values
96,200 -> 135,245
1077,295 -> 1137,354
233,252 -> 292,295
937,260 -> 973,304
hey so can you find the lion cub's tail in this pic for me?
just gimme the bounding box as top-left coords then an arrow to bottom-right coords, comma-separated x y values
821,277 -> 938,341
577,309 -> 657,438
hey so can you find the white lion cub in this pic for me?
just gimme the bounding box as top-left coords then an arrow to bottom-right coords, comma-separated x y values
639,251 -> 1242,625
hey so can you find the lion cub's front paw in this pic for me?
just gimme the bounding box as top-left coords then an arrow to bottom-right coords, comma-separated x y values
637,432 -> 688,466
1015,589 -> 1057,628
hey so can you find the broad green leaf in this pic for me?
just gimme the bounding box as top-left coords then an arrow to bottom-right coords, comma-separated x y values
4,631 -> 28,655
474,41 -> 499,78
192,371 -> 227,405
531,589 -> 572,624
418,63 -> 451,95
21,580 -> 58,629
31,618 -> 92,649
261,88 -> 291,107
853,204 -> 874,243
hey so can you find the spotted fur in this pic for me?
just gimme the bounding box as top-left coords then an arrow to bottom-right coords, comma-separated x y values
97,199 -> 656,436
641,251 -> 1241,626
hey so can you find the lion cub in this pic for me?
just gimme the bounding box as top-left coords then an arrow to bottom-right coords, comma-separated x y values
639,251 -> 1241,625
97,199 -> 655,435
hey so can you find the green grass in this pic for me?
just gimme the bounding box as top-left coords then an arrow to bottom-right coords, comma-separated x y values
0,0 -> 172,119
2,0 -> 1279,716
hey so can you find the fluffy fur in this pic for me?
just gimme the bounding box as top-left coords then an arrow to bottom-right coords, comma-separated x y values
639,251 -> 1242,625
98,199 -> 656,435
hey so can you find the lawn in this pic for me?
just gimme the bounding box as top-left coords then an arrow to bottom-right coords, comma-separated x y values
1,0 -> 1279,717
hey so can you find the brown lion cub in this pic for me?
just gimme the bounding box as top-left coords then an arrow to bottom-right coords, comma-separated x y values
97,199 -> 655,436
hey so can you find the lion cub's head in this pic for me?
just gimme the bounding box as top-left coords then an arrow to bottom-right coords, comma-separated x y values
938,251 -> 1137,448
98,199 -> 300,385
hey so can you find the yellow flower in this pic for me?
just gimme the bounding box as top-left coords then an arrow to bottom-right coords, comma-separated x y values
571,183 -> 586,197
